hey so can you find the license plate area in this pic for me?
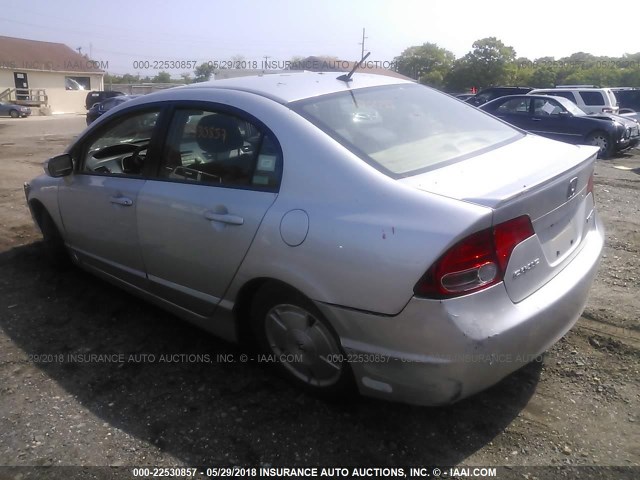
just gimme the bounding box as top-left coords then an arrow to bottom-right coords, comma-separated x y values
534,193 -> 586,267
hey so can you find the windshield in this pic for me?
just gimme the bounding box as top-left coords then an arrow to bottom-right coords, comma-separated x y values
292,84 -> 521,177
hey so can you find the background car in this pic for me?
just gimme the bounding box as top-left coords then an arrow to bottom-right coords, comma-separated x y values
481,94 -> 639,158
612,88 -> 640,123
85,90 -> 125,110
86,94 -> 142,125
612,87 -> 640,112
528,87 -> 619,114
25,73 -> 604,406
453,93 -> 475,101
0,101 -> 31,118
465,86 -> 533,106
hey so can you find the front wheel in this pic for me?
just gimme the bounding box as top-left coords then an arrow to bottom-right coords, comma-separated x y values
39,209 -> 69,267
9,109 -> 19,118
586,131 -> 613,159
251,284 -> 355,398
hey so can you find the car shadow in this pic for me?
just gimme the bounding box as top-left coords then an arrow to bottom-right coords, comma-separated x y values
0,243 -> 542,466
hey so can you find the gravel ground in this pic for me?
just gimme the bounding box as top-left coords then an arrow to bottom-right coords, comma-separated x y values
0,115 -> 638,480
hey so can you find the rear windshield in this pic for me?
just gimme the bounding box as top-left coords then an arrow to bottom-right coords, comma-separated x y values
291,84 -> 521,177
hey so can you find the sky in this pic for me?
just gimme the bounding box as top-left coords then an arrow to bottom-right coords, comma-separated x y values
1,0 -> 639,78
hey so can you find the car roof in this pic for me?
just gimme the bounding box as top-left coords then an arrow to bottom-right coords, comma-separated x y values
145,71 -> 414,105
530,87 -> 612,92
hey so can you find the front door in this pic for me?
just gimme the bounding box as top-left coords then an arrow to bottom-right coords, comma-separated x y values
58,108 -> 162,288
13,72 -> 28,100
529,98 -> 582,143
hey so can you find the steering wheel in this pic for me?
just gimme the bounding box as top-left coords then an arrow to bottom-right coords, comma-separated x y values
122,144 -> 147,174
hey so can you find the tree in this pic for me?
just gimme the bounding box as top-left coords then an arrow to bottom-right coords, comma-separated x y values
453,37 -> 517,89
444,59 -> 474,92
529,67 -> 557,88
152,71 -> 171,83
194,62 -> 215,82
104,73 -> 141,84
394,43 -> 455,88
229,54 -> 246,68
286,56 -> 305,69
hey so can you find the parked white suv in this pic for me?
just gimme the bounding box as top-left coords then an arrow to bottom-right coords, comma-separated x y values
528,87 -> 619,114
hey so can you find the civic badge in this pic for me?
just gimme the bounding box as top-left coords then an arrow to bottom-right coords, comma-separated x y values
567,177 -> 578,200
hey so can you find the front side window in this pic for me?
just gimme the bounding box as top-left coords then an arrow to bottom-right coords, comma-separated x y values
292,84 -> 520,177
532,98 -> 564,116
82,110 -> 159,176
158,108 -> 281,190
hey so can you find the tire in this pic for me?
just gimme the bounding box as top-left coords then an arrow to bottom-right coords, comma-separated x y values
251,283 -> 355,398
586,131 -> 613,159
39,209 -> 69,267
9,109 -> 19,118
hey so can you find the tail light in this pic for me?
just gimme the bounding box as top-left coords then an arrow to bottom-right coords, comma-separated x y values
414,216 -> 535,299
586,171 -> 594,197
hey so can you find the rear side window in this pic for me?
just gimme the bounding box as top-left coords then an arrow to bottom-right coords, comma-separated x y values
496,97 -> 530,114
157,108 -> 282,190
578,91 -> 605,106
292,84 -> 520,177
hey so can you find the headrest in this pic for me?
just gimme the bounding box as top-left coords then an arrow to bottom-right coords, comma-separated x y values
196,114 -> 244,153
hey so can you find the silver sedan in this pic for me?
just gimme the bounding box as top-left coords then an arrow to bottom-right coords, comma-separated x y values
24,72 -> 604,405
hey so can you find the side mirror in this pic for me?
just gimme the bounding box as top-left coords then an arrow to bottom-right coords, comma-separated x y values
558,111 -> 571,118
45,154 -> 74,177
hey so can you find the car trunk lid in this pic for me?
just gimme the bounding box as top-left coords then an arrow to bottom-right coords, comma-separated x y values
400,135 -> 599,303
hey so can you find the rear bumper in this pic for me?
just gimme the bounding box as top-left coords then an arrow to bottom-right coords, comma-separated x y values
317,214 -> 604,406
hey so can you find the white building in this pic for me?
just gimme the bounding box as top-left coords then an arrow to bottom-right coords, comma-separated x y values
0,35 -> 105,114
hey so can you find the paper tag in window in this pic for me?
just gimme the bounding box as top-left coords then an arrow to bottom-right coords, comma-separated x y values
541,102 -> 555,114
257,154 -> 276,172
253,175 -> 269,185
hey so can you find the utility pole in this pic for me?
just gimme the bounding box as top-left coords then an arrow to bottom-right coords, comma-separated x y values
263,55 -> 271,71
358,28 -> 368,61
76,47 -> 82,55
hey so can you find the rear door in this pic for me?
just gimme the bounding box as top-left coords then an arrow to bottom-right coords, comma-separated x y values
136,104 -> 282,316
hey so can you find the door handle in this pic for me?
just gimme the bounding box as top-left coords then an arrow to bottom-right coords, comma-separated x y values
532,117 -> 541,121
109,196 -> 133,206
204,211 -> 244,225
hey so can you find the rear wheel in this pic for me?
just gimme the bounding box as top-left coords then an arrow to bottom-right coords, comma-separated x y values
587,131 -> 613,159
9,109 -> 19,118
251,283 -> 355,398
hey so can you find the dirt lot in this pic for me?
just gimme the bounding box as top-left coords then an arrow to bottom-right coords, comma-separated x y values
0,115 -> 638,478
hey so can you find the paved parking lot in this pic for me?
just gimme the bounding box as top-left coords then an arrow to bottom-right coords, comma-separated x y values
0,115 -> 638,475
